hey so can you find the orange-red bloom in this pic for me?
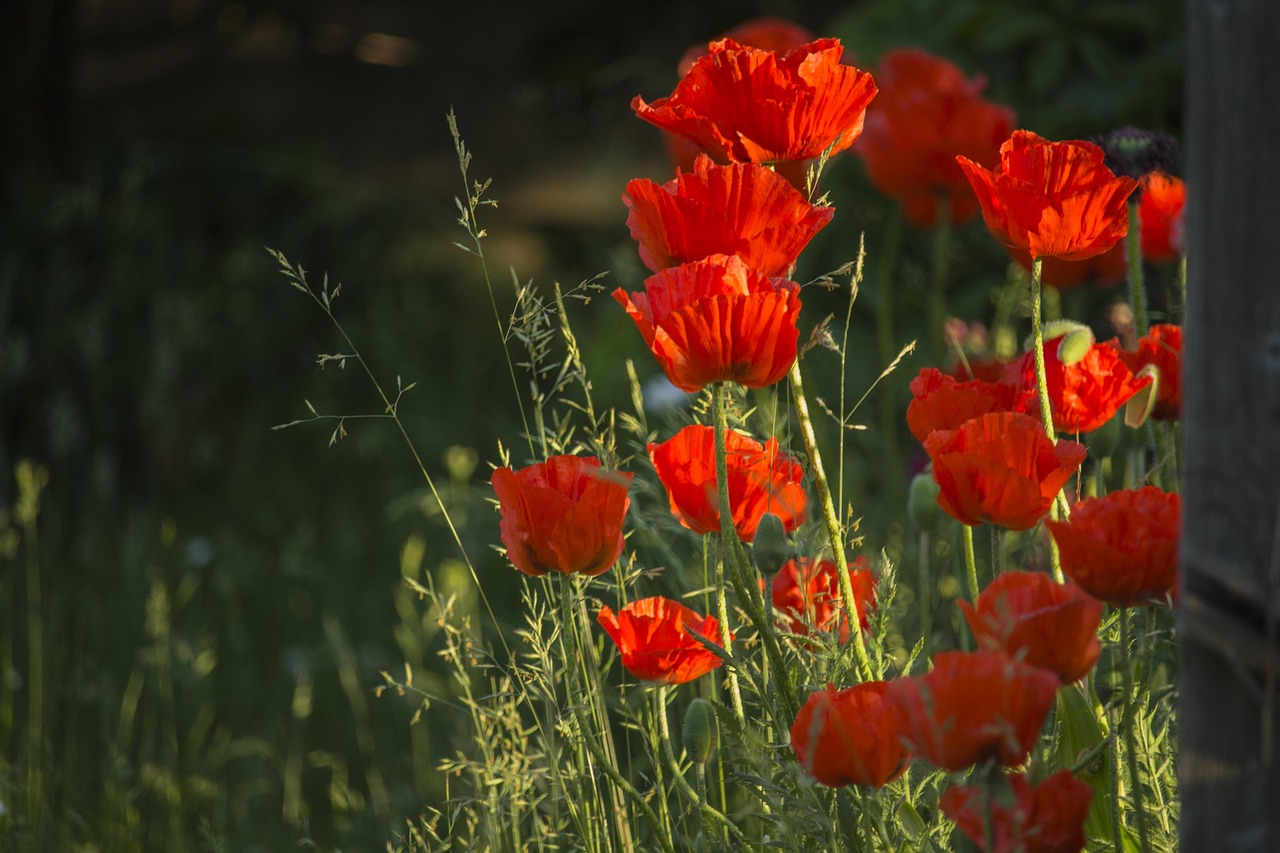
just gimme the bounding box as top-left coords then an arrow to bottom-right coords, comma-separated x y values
791,682 -> 906,787
958,571 -> 1103,684
623,157 -> 833,276
598,596 -> 729,684
906,367 -> 1036,445
1139,172 -> 1186,263
1005,338 -> 1152,434
633,38 -> 877,165
648,424 -> 807,541
957,130 -> 1139,261
857,48 -> 1015,227
1006,170 -> 1185,284
1046,486 -> 1180,607
614,254 -> 801,392
491,455 -> 632,577
924,412 -> 1087,531
940,771 -> 1093,853
889,650 -> 1060,771
1109,323 -> 1182,421
768,555 -> 876,642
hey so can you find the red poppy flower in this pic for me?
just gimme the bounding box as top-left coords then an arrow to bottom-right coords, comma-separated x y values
906,367 -> 1037,445
767,555 -> 876,642
598,596 -> 729,684
889,650 -> 1060,771
940,770 -> 1093,853
957,130 -> 1140,261
1139,172 -> 1185,263
633,38 -> 878,165
648,424 -> 807,541
1004,337 -> 1153,434
613,254 -> 801,393
623,157 -> 833,276
958,571 -> 1103,684
857,48 -> 1016,227
791,682 -> 907,788
491,455 -> 633,577
1046,486 -> 1180,607
924,412 -> 1087,531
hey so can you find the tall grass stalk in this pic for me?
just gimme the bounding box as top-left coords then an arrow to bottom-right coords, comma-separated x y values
786,364 -> 875,682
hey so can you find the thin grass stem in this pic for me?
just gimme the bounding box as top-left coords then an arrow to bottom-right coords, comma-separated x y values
786,362 -> 874,682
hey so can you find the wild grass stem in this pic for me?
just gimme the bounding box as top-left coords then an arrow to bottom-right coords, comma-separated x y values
786,363 -> 875,682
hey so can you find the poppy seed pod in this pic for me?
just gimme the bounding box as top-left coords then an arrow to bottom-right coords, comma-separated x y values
682,698 -> 719,764
908,473 -> 942,532
752,512 -> 791,576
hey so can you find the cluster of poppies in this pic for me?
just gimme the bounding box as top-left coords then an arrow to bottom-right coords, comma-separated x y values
492,34 -> 881,688
488,20 -> 1184,853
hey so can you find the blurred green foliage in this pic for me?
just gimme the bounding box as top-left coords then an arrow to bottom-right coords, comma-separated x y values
0,0 -> 1183,848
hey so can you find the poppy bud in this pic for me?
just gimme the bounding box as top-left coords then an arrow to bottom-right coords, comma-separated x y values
1025,320 -> 1094,366
1055,325 -> 1096,367
1124,364 -> 1160,428
1094,126 -> 1180,182
682,698 -> 719,764
908,472 -> 942,531
752,512 -> 791,576
898,800 -> 926,839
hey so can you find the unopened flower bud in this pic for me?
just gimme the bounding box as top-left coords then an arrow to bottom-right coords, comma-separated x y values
908,473 -> 942,532
1124,364 -> 1160,428
1094,126 -> 1180,182
1025,320 -> 1094,366
682,698 -> 718,764
752,513 -> 790,576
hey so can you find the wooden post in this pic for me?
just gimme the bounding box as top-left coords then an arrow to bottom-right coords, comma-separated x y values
1181,0 -> 1280,849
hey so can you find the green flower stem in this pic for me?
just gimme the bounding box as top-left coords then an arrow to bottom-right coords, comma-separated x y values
559,585 -> 661,853
1126,200 -> 1149,338
1030,257 -> 1066,582
571,705 -> 674,853
658,686 -> 751,849
644,691 -> 675,839
710,384 -> 748,727
1030,258 -> 1055,439
787,362 -> 875,682
962,524 -> 980,602
722,534 -> 800,724
991,525 -> 1003,577
1119,607 -> 1152,853
710,385 -> 800,724
929,195 -> 953,365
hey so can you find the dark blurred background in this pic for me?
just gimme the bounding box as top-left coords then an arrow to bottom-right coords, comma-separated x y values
0,0 -> 1182,848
